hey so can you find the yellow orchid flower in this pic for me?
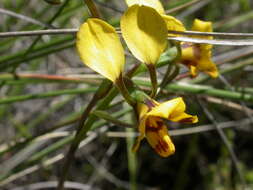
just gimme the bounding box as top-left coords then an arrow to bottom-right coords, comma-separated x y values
121,4 -> 168,65
126,0 -> 165,14
125,0 -> 186,34
133,97 -> 198,157
76,18 -> 125,82
180,19 -> 218,78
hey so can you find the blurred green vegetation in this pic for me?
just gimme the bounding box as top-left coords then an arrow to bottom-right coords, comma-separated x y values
0,0 -> 253,189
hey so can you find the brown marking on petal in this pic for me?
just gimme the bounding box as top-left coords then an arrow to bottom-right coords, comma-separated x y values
155,143 -> 162,154
181,60 -> 197,67
193,45 -> 201,60
146,119 -> 164,131
145,99 -> 157,111
154,139 -> 169,154
179,117 -> 195,123
181,42 -> 193,49
156,120 -> 164,127
146,124 -> 162,132
159,139 -> 169,152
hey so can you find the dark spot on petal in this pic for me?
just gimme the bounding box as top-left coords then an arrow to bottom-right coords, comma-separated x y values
181,42 -> 193,49
145,99 -> 157,111
146,121 -> 163,132
193,45 -> 201,60
155,139 -> 169,154
182,60 -> 197,67
179,117 -> 195,123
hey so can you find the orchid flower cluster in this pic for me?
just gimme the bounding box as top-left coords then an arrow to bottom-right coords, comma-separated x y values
76,0 -> 218,157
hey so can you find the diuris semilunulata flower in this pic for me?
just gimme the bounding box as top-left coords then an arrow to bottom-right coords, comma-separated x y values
180,19 -> 218,78
133,97 -> 198,157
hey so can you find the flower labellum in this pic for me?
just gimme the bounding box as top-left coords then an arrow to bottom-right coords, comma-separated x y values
76,18 -> 125,82
133,97 -> 198,157
121,5 -> 168,65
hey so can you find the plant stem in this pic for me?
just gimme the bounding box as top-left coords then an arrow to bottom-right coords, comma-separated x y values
147,64 -> 158,98
115,74 -> 136,107
84,0 -> 101,18
158,42 -> 181,91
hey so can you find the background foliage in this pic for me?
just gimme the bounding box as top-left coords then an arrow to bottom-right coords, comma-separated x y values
0,0 -> 253,189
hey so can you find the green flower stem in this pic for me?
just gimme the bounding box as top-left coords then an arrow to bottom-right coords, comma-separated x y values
147,63 -> 158,98
132,47 -> 178,76
158,42 -> 181,95
84,0 -> 101,18
158,42 -> 181,92
115,74 -> 136,107
158,64 -> 180,95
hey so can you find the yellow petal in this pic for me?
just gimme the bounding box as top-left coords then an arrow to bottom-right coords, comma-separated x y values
138,115 -> 148,140
162,15 -> 186,36
179,19 -> 218,78
198,58 -> 218,78
192,19 -> 213,44
132,115 -> 147,153
147,97 -> 184,118
170,112 -> 198,123
76,18 -> 125,82
121,5 -> 168,65
137,103 -> 149,119
137,99 -> 159,119
193,46 -> 218,78
192,19 -> 213,50
132,135 -> 142,152
146,124 -> 175,157
147,97 -> 198,123
133,100 -> 160,153
125,0 -> 165,14
167,98 -> 198,123
190,66 -> 198,77
192,19 -> 213,33
205,65 -> 218,78
181,43 -> 197,62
